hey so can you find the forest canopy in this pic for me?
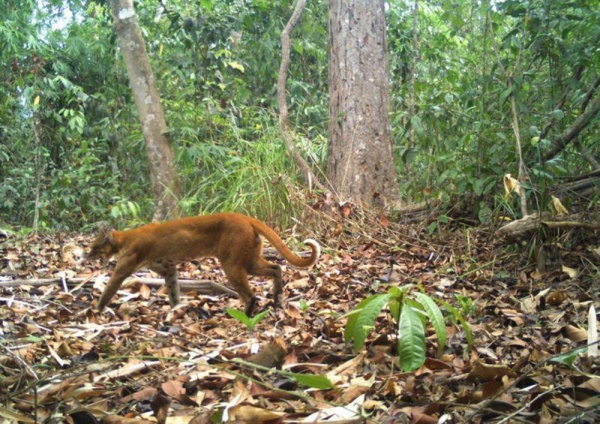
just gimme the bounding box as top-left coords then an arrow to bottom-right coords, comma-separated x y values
0,0 -> 598,229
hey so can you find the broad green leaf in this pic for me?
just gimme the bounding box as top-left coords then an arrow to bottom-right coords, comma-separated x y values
353,294 -> 391,351
248,309 -> 269,330
344,295 -> 378,344
127,201 -> 138,218
398,305 -> 426,372
388,286 -> 402,300
110,205 -> 120,219
388,298 -> 401,322
200,0 -> 214,11
345,294 -> 390,351
549,347 -> 587,368
293,42 -> 304,54
288,373 -> 334,389
415,292 -> 447,355
500,86 -> 513,103
442,302 -> 473,349
226,308 -> 251,328
428,221 -> 437,235
410,115 -> 423,134
551,109 -> 565,121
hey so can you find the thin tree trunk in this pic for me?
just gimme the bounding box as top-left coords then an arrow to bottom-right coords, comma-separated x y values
277,0 -> 326,191
509,79 -> 529,217
32,114 -> 43,231
408,0 -> 418,158
488,12 -> 529,216
110,0 -> 181,221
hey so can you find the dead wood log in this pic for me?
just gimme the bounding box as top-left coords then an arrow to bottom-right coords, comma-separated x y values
553,172 -> 600,199
496,212 -> 600,240
0,276 -> 238,297
396,199 -> 442,224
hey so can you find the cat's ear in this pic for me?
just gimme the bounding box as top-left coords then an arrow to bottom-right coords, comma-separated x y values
97,222 -> 114,241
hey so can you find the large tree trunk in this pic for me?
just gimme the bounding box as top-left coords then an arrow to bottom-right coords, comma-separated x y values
110,0 -> 181,221
327,0 -> 400,209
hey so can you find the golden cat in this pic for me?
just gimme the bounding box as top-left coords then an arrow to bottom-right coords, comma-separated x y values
87,212 -> 320,316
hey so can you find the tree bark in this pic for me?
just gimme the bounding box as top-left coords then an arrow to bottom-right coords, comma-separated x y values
327,0 -> 400,209
110,0 -> 181,221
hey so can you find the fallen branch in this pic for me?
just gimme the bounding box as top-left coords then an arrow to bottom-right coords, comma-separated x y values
542,220 -> 600,230
0,276 -> 238,297
396,199 -> 442,223
553,172 -> 600,199
496,212 -> 600,240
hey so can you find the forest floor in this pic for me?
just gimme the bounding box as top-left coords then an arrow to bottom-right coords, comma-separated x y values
1,211 -> 600,424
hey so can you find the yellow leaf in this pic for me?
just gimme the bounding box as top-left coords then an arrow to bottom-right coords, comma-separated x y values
33,95 -> 40,106
503,173 -> 520,198
550,195 -> 569,215
562,265 -> 578,279
227,61 -> 245,72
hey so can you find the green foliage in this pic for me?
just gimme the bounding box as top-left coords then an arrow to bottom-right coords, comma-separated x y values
298,298 -> 309,312
344,293 -> 392,352
440,300 -> 474,349
0,0 -> 597,230
0,0 -> 149,229
226,308 -> 269,332
388,0 -> 598,218
234,357 -> 334,390
549,346 -> 587,369
454,293 -> 476,317
287,372 -> 334,390
344,285 -> 471,372
397,301 -> 426,371
175,124 -> 323,225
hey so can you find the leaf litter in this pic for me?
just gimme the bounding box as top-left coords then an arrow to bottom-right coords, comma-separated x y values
1,215 -> 600,423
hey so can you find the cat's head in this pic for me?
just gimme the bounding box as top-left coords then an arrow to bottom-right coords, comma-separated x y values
87,225 -> 117,261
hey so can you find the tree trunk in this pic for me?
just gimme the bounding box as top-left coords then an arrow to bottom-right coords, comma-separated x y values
110,0 -> 181,221
277,0 -> 326,191
408,0 -> 418,157
327,0 -> 400,209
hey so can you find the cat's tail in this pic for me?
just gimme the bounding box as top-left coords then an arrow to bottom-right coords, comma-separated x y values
251,219 -> 320,268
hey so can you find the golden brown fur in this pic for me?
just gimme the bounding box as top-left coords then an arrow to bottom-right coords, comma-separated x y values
88,212 -> 320,315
